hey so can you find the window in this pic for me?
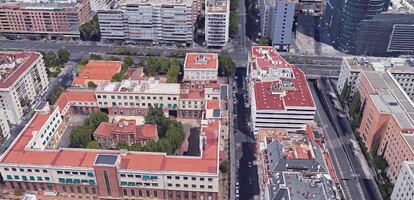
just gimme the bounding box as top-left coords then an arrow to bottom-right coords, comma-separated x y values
175,184 -> 180,187
208,185 -> 213,189
175,176 -> 180,180
135,175 -> 141,178
4,168 -> 8,171
200,177 -> 205,181
183,176 -> 188,180
127,174 -> 134,178
84,187 -> 89,194
191,177 -> 196,181
92,187 -> 96,194
14,175 -> 19,180
192,184 -> 196,188
123,188 -> 127,196
64,171 -> 70,175
184,184 -> 188,188
72,172 -> 78,175
208,178 -> 213,181
77,186 -> 81,193
62,185 -> 67,193
80,172 -> 86,175
167,183 -> 172,187
120,174 -> 126,177
35,169 -> 40,172
69,186 -> 74,193
19,169 -> 24,172
12,168 -> 16,171
27,169 -> 32,172
200,185 -> 205,189
167,176 -> 172,179
146,190 -> 150,197
45,177 -> 50,181
131,189 -> 135,196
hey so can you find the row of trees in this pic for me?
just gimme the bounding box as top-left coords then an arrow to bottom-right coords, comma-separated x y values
41,48 -> 71,78
69,112 -> 109,148
111,56 -> 134,82
144,57 -> 181,83
229,13 -> 239,38
108,48 -> 186,59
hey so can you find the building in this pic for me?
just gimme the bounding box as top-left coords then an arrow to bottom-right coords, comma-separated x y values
352,1 -> 414,56
205,0 -> 229,48
0,0 -> 92,40
95,79 -> 180,116
183,53 -> 219,83
0,89 -> 221,199
0,52 -> 49,124
89,0 -> 113,12
337,56 -> 414,101
357,70 -> 414,183
259,0 -> 295,51
391,161 -> 414,200
336,0 -> 388,53
256,129 -> 338,200
98,0 -> 195,46
0,109 -> 10,139
178,89 -> 205,119
73,60 -> 122,87
248,46 -> 316,134
94,119 -> 158,148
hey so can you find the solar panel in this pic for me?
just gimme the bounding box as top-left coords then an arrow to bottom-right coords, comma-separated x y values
95,154 -> 119,165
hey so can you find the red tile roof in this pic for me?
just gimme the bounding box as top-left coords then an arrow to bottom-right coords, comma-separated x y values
55,90 -> 97,111
207,100 -> 220,109
179,90 -> 204,99
136,124 -> 158,139
0,52 -> 40,88
73,60 -> 122,85
184,53 -> 218,70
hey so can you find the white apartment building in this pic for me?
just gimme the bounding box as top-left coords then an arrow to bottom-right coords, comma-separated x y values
0,109 -> 10,139
337,56 -> 414,100
205,0 -> 229,48
25,102 -> 64,150
391,161 -> 414,200
183,53 -> 219,82
98,0 -> 195,46
0,52 -> 49,124
95,79 -> 180,116
248,46 -> 316,134
89,0 -> 112,12
259,0 -> 295,51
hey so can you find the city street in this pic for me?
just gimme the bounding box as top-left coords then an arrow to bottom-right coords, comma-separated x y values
309,79 -> 383,200
231,68 -> 259,200
281,53 -> 343,77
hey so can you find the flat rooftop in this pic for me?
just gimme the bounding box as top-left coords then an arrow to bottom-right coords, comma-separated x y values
365,71 -> 414,129
96,79 -> 180,95
206,0 -> 227,12
118,0 -> 193,6
345,56 -> 414,72
184,53 -> 218,70
0,52 -> 40,88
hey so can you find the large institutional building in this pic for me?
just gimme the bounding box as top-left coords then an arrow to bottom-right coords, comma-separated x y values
248,46 -> 316,134
0,51 -> 227,199
0,52 -> 49,126
391,161 -> 414,200
0,0 -> 92,40
98,0 -> 196,46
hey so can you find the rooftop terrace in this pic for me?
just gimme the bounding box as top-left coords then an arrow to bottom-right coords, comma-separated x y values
96,79 -> 180,94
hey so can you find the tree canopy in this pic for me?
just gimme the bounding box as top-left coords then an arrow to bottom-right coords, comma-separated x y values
143,57 -> 181,82
229,12 -> 239,38
80,15 -> 100,41
259,37 -> 270,46
70,111 -> 108,148
86,141 -> 100,149
57,48 -> 71,64
218,55 -> 236,76
87,81 -> 97,89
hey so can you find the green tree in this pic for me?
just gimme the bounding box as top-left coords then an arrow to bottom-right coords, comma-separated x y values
340,80 -> 351,102
349,91 -> 361,126
107,56 -> 121,61
116,141 -> 129,150
166,61 -> 180,83
57,48 -> 71,64
259,37 -> 270,46
41,51 -> 60,68
145,106 -> 166,125
85,111 -> 109,129
143,140 -> 160,152
218,55 -> 236,76
48,86 -> 66,104
230,0 -> 239,11
86,141 -> 100,149
89,54 -> 103,60
219,159 -> 230,173
87,81 -> 97,89
80,59 -> 89,65
229,12 -> 239,38
129,143 -> 142,151
80,15 -> 100,41
70,126 -> 93,148
124,56 -> 134,66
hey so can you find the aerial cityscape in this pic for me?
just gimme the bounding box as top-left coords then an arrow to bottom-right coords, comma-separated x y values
0,0 -> 413,199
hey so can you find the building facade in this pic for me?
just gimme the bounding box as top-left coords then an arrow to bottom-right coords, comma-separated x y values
391,161 -> 414,200
269,0 -> 295,51
0,109 -> 10,139
94,119 -> 158,148
95,80 -> 180,116
248,46 -> 316,134
0,0 -> 92,40
183,53 -> 219,83
98,0 -> 195,46
0,52 -> 49,124
0,88 -> 221,200
205,0 -> 229,48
